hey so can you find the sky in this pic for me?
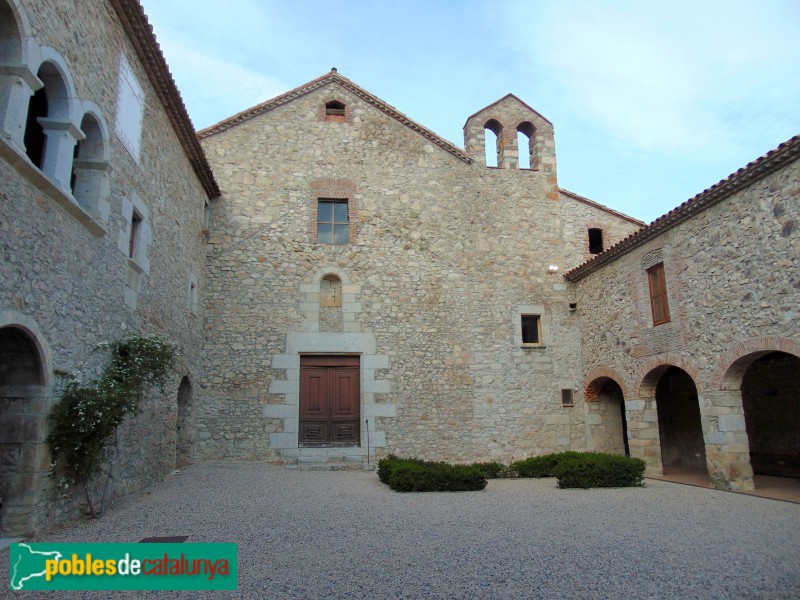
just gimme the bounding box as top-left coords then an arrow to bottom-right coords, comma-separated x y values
139,0 -> 800,224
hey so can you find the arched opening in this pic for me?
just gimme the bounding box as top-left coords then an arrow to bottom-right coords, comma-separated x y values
0,2 -> 23,65
654,367 -> 707,473
585,377 -> 629,456
325,100 -> 346,122
484,119 -> 501,167
71,111 -> 109,217
0,326 -> 45,536
0,2 -> 43,153
23,83 -> 46,167
320,274 -> 343,332
22,57 -> 80,190
599,379 -> 629,456
741,352 -> 800,479
516,121 -> 535,169
175,376 -> 193,468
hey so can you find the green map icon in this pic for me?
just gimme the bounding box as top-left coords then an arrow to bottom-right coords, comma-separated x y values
10,543 -> 63,590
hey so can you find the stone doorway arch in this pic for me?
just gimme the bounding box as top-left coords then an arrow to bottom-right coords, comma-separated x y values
738,352 -> 799,478
648,366 -> 707,472
0,324 -> 49,536
584,374 -> 629,457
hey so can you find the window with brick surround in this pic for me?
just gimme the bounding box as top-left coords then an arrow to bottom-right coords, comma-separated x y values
521,314 -> 542,345
325,100 -> 346,122
588,228 -> 604,254
647,263 -> 670,326
317,199 -> 349,244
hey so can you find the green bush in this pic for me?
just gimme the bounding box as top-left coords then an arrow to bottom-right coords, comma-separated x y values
377,455 -> 421,484
511,451 -> 583,478
377,456 -> 487,492
471,461 -> 515,479
554,453 -> 646,488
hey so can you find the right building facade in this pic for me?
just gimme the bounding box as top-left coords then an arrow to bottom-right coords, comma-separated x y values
566,136 -> 800,489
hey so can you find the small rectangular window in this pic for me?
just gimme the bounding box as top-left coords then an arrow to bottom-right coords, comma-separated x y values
588,228 -> 604,254
561,389 -> 574,406
647,263 -> 670,326
129,211 -> 142,259
317,199 -> 349,244
521,315 -> 541,345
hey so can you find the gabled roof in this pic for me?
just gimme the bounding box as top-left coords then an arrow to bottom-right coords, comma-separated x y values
464,93 -> 553,128
565,134 -> 800,281
559,189 -> 645,227
198,69 -> 473,164
111,1 -> 219,198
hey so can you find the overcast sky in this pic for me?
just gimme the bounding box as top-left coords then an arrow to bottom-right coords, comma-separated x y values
139,0 -> 800,224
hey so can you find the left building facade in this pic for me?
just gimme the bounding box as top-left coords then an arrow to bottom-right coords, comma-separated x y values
0,0 -> 218,536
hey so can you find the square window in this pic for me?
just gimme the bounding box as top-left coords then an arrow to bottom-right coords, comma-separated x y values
521,315 -> 541,345
317,199 -> 349,245
561,389 -> 574,406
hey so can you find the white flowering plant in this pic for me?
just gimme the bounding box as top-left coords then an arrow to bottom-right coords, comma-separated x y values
47,335 -> 178,517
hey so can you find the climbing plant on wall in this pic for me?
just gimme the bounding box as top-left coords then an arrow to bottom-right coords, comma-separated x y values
47,335 -> 178,517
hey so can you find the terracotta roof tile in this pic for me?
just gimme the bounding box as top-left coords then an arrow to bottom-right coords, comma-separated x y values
198,69 -> 473,164
111,0 -> 220,198
559,188 -> 645,226
564,134 -> 800,281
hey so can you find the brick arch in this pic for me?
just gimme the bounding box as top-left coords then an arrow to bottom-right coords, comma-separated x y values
636,354 -> 701,398
713,336 -> 800,391
583,367 -> 630,402
318,94 -> 353,124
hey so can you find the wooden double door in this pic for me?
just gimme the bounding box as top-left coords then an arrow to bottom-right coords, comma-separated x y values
299,355 -> 360,446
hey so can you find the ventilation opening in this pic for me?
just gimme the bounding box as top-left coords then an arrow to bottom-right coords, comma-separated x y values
588,228 -> 604,254
561,389 -> 574,407
325,101 -> 346,122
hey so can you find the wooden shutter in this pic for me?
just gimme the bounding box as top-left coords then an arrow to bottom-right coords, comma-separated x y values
647,264 -> 670,325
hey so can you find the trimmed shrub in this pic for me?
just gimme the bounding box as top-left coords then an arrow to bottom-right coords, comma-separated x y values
511,451 -> 583,478
378,455 -> 421,484
554,453 -> 646,488
471,461 -> 515,479
377,456 -> 487,492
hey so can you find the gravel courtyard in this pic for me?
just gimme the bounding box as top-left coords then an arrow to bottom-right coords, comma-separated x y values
3,461 -> 799,599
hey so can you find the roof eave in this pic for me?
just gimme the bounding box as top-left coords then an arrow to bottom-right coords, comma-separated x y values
198,70 -> 473,164
565,134 -> 800,282
111,0 -> 220,199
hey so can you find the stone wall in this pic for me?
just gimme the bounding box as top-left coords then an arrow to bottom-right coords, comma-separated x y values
0,0 -> 211,534
573,154 -> 800,488
198,75 -> 641,465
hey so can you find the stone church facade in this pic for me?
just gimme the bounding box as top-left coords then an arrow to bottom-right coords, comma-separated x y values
0,0 -> 797,536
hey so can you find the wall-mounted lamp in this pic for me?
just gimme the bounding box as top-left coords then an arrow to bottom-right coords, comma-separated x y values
548,264 -> 559,273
